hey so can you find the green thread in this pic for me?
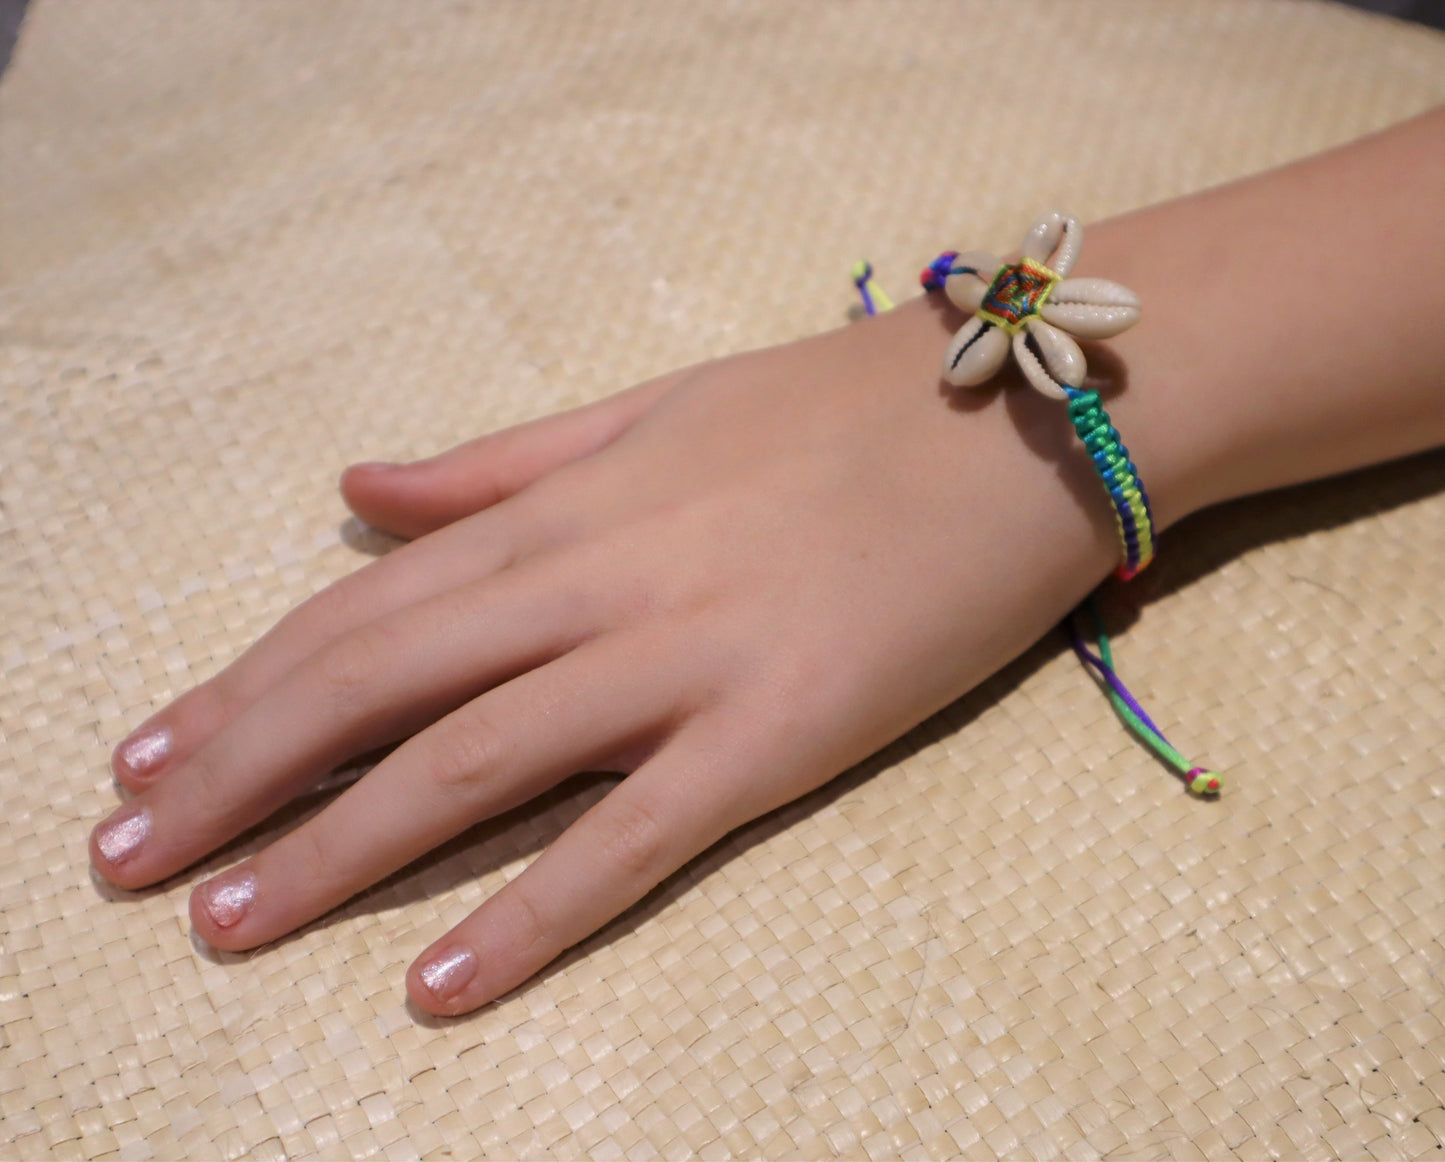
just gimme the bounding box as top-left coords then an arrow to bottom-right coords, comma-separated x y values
1079,599 -> 1222,796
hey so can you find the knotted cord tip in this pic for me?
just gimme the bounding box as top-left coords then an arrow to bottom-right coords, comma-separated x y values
852,261 -> 894,316
1187,768 -> 1222,796
919,250 -> 958,293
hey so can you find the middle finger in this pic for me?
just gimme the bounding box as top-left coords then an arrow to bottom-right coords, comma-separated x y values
188,628 -> 686,950
90,556 -> 596,889
112,496 -> 538,788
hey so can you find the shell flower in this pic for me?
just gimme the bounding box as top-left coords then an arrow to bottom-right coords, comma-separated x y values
930,211 -> 1141,399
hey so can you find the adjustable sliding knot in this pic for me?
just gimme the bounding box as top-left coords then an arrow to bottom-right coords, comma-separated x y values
919,251 -> 959,293
852,260 -> 894,316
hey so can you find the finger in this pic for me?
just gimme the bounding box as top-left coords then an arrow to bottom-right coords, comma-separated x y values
91,558 -> 597,889
341,373 -> 681,539
185,630 -> 683,950
111,498 -> 527,791
112,372 -> 680,789
405,722 -> 765,1015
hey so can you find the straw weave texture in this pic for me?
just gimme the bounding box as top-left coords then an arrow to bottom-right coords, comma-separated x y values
4,1 -> 1445,1157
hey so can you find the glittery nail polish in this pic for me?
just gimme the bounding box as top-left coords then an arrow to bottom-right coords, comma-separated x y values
95,807 -> 150,865
419,946 -> 478,1001
199,869 -> 257,928
114,725 -> 172,778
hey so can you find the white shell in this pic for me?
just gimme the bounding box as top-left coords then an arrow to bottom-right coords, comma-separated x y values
1013,319 -> 1084,400
935,210 -> 1141,393
942,316 -> 1010,387
1040,277 -> 1141,339
1020,212 -> 1082,277
942,250 -> 1001,314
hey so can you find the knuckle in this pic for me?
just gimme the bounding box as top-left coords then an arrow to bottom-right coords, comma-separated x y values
290,820 -> 339,893
505,883 -> 552,959
186,673 -> 241,729
310,572 -> 368,634
422,712 -> 509,792
315,630 -> 385,717
597,797 -> 669,882
186,751 -> 226,810
184,752 -> 250,836
197,651 -> 280,731
273,572 -> 361,649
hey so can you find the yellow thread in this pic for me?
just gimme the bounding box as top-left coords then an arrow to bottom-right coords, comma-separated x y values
1022,257 -> 1059,291
850,261 -> 895,313
975,308 -> 1023,335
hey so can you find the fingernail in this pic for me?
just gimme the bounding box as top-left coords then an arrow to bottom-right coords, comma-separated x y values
114,725 -> 172,779
419,946 -> 478,1001
95,806 -> 151,865
198,868 -> 257,928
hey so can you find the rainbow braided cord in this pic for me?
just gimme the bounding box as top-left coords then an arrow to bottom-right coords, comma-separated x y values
1069,599 -> 1222,796
1063,387 -> 1154,580
851,252 -> 1223,797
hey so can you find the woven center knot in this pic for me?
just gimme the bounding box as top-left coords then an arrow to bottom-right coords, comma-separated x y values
978,258 -> 1057,333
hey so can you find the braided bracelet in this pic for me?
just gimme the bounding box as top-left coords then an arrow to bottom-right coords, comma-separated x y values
853,212 -> 1221,796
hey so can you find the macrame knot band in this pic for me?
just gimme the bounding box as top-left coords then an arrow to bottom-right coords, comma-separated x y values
1064,386 -> 1154,581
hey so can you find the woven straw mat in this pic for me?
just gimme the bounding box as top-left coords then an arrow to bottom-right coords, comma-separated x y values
3,2 -> 1445,1159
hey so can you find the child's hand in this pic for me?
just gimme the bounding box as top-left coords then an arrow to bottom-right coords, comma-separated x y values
90,298 -> 1123,1015
89,107 -> 1445,1016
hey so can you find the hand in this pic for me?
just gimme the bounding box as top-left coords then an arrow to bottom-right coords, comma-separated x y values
89,296 -> 1128,1016
90,109 -> 1445,1016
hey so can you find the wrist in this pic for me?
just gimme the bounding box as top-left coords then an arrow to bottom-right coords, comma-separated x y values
856,293 -> 1129,601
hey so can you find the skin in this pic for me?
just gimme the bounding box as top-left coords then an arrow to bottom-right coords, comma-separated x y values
92,107 -> 1445,1017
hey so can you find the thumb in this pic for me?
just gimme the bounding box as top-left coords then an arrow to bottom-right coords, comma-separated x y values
341,372 -> 680,538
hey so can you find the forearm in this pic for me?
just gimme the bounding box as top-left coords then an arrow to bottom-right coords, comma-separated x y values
1090,105 -> 1445,527
873,106 -> 1445,545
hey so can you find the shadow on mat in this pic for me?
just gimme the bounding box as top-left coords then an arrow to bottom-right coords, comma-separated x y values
1092,445 -> 1445,637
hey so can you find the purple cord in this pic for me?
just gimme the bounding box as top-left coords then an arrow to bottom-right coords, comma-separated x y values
854,268 -> 879,317
1066,619 -> 1173,745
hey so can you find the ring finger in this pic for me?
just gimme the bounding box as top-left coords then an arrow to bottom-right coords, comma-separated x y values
185,629 -> 686,950
90,555 -> 598,889
111,496 -> 540,789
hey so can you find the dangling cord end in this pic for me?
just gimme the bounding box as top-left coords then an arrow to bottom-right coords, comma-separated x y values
1067,596 -> 1223,797
919,250 -> 959,293
852,260 -> 895,316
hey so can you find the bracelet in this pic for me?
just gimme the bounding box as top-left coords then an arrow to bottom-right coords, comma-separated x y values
853,212 -> 1221,796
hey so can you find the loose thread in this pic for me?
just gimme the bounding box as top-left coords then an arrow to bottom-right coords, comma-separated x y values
1068,597 -> 1222,796
851,261 -> 894,316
